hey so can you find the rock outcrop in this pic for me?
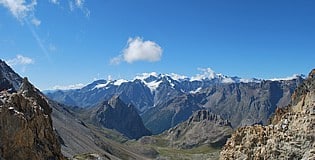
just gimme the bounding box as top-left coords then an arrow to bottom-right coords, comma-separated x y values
165,109 -> 233,149
0,59 -> 22,92
91,96 -> 151,139
139,109 -> 233,149
143,78 -> 302,134
220,69 -> 315,160
0,77 -> 64,160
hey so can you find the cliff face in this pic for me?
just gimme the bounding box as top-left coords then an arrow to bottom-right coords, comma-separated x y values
0,59 -> 22,92
91,96 -> 151,139
164,109 -> 233,149
220,69 -> 315,160
0,78 -> 64,160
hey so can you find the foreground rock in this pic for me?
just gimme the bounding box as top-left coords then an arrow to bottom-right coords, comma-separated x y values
0,78 -> 65,160
220,69 -> 315,160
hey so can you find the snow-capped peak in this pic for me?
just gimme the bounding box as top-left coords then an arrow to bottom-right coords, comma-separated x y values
113,79 -> 128,86
134,72 -> 159,81
190,68 -> 218,81
166,73 -> 187,81
93,80 -> 111,89
269,74 -> 305,81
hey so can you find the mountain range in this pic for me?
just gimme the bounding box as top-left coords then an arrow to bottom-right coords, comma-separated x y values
47,70 -> 304,134
1,58 -> 313,159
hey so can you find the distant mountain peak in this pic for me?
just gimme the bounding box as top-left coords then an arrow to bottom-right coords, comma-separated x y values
92,95 -> 151,139
269,74 -> 306,81
0,59 -> 23,92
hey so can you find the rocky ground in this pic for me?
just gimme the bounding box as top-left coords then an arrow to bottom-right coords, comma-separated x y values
220,69 -> 315,160
0,78 -> 64,160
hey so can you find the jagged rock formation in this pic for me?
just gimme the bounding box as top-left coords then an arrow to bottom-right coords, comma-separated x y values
46,69 -> 303,135
143,79 -> 302,134
220,69 -> 315,160
0,77 -> 64,160
90,96 -> 151,139
142,94 -> 202,134
165,109 -> 233,149
139,110 -> 233,149
0,59 -> 22,92
130,110 -> 233,159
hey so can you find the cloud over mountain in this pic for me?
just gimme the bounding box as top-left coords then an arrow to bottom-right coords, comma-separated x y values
6,54 -> 34,66
110,37 -> 163,65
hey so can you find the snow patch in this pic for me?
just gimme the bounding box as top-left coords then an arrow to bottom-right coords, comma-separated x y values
113,79 -> 128,86
52,83 -> 85,90
146,80 -> 162,92
167,73 -> 187,81
222,77 -> 235,83
134,72 -> 159,81
190,87 -> 202,94
93,81 -> 111,89
239,78 -> 261,83
269,74 -> 304,81
191,68 -> 217,81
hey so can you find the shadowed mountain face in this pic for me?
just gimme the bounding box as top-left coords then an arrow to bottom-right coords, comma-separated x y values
90,96 -> 152,139
0,62 -> 64,160
45,72 -> 263,112
220,69 -> 315,160
165,109 -> 233,149
0,60 -> 151,160
143,79 -> 302,134
0,60 -> 22,92
132,109 -> 233,159
46,70 -> 303,135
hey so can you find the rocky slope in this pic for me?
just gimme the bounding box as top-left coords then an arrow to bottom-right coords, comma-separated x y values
45,70 -> 263,112
0,60 -> 150,160
127,109 -> 233,159
140,109 -> 233,149
90,96 -> 151,139
0,59 -> 22,92
220,69 -> 315,160
164,109 -> 233,149
46,69 -> 303,135
0,77 -> 64,160
143,79 -> 302,134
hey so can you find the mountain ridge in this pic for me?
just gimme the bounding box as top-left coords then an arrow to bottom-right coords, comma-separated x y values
220,69 -> 315,159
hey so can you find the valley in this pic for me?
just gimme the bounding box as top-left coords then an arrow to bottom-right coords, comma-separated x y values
1,59 -> 314,159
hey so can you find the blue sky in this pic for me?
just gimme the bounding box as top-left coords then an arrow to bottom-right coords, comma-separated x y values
0,0 -> 314,90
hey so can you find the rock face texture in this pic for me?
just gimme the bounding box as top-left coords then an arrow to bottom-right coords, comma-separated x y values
139,109 -> 233,150
91,96 -> 151,139
0,78 -> 64,160
220,69 -> 315,160
46,68 -> 303,135
0,59 -> 22,92
165,109 -> 233,149
142,79 -> 302,134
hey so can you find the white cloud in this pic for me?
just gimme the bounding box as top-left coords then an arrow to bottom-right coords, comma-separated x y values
49,0 -> 59,4
75,0 -> 83,8
49,43 -> 57,52
52,83 -> 85,90
191,68 -> 217,81
6,54 -> 34,66
109,55 -> 123,65
31,17 -> 41,26
0,0 -> 37,23
69,0 -> 90,17
110,37 -> 163,65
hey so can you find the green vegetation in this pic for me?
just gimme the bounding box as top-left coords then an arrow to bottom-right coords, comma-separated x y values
156,145 -> 220,160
